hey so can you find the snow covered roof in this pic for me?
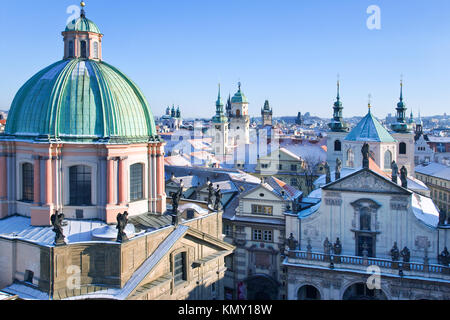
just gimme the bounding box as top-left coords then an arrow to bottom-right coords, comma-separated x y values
415,162 -> 450,181
0,216 -> 107,246
264,176 -> 303,200
411,193 -> 440,228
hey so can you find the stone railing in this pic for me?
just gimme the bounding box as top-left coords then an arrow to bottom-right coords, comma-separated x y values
287,250 -> 450,276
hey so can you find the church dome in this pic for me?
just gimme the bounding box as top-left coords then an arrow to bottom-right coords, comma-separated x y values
65,16 -> 101,34
5,59 -> 157,143
231,83 -> 248,103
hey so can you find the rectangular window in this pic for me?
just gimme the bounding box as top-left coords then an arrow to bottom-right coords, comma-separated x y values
252,229 -> 273,242
173,252 -> 187,286
22,163 -> 34,202
291,164 -> 297,171
251,205 -> 273,215
278,164 -> 283,170
130,163 -> 144,201
69,166 -> 92,206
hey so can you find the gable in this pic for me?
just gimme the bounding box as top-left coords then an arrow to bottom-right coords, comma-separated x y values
241,185 -> 283,202
323,169 -> 411,195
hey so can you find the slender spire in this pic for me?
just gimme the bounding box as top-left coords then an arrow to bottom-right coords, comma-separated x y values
216,83 -> 223,106
368,94 -> 372,113
400,78 -> 403,102
336,74 -> 340,100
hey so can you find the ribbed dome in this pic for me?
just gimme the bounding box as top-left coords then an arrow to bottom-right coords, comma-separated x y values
5,59 -> 157,143
65,16 -> 101,34
231,88 -> 248,103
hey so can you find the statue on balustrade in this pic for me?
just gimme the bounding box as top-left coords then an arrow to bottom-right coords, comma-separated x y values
333,237 -> 342,255
438,247 -> 449,266
286,233 -> 298,251
51,211 -> 66,246
391,161 -> 399,184
335,158 -> 342,180
400,246 -> 411,263
324,162 -> 331,184
116,211 -> 129,243
323,237 -> 331,255
390,242 -> 400,261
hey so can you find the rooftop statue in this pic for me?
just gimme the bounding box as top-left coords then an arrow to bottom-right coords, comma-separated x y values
391,161 -> 399,184
214,185 -> 222,211
400,246 -> 410,263
361,143 -> 370,169
116,212 -> 129,243
400,166 -> 408,189
335,158 -> 342,180
51,211 -> 66,246
390,242 -> 400,261
324,162 -> 331,184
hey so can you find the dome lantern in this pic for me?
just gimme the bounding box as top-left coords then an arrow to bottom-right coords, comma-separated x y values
62,1 -> 103,61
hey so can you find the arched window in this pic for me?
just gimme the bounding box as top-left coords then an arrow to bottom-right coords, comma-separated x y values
22,163 -> 34,202
360,207 -> 371,231
346,148 -> 354,167
80,41 -> 87,58
399,142 -> 406,155
68,41 -> 74,58
93,41 -> 99,59
236,109 -> 241,117
130,163 -> 144,201
297,285 -> 321,300
69,165 -> 92,205
384,150 -> 392,169
334,140 -> 341,151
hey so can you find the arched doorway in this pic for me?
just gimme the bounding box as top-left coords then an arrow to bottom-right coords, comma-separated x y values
297,285 -> 321,300
245,275 -> 279,300
343,283 -> 387,300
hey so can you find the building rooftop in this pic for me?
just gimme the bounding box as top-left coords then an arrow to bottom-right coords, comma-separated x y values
415,162 -> 450,181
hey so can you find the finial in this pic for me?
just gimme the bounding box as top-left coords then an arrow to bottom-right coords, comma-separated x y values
80,1 -> 86,18
368,94 -> 372,112
218,83 -> 221,98
238,81 -> 241,91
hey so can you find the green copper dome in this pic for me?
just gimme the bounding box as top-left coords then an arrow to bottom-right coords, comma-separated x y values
5,59 -> 157,143
231,83 -> 248,104
65,16 -> 101,34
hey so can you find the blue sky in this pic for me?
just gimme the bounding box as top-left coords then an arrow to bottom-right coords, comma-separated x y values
1,0 -> 449,118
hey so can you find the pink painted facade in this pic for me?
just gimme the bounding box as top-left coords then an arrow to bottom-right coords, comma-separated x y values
0,141 -> 167,226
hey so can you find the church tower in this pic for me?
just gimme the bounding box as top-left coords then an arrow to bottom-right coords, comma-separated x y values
229,82 -> 250,145
390,80 -> 415,174
261,100 -> 273,127
212,85 -> 229,157
326,80 -> 349,171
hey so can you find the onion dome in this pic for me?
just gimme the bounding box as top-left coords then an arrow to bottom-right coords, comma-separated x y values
391,80 -> 413,133
231,82 -> 248,103
328,80 -> 349,132
212,84 -> 228,123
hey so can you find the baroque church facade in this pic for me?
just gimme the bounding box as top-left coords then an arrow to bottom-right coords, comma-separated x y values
283,81 -> 450,300
0,3 -> 233,300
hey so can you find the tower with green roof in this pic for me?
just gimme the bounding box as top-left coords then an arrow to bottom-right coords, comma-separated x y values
212,85 -> 229,156
229,82 -> 250,145
390,80 -> 415,174
326,80 -> 350,171
261,100 -> 273,127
